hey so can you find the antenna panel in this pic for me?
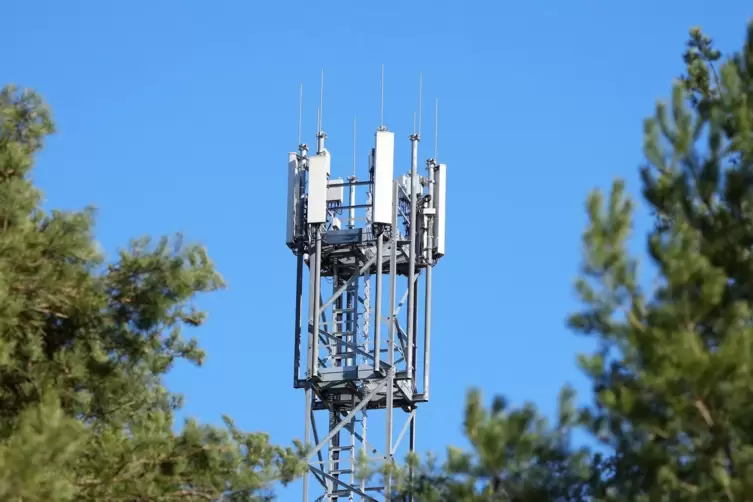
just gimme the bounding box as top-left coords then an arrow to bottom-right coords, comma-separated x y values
434,163 -> 447,257
286,152 -> 300,247
372,130 -> 395,225
308,151 -> 330,224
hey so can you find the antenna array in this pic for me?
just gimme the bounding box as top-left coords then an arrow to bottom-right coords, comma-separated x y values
286,69 -> 448,501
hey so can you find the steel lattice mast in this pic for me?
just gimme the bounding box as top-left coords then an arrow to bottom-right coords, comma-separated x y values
286,72 -> 447,501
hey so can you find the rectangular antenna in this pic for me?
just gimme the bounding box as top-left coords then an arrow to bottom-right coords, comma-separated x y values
285,152 -> 300,247
434,163 -> 447,257
308,151 -> 330,224
372,130 -> 394,224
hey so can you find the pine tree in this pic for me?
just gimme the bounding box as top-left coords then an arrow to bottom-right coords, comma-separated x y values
387,19 -> 753,502
0,85 -> 306,501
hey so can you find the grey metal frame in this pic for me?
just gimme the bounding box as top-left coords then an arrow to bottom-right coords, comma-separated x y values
290,129 -> 443,501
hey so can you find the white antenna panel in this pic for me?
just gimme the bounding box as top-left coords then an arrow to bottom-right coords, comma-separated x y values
308,151 -> 330,224
372,130 -> 395,225
286,152 -> 300,247
434,163 -> 447,257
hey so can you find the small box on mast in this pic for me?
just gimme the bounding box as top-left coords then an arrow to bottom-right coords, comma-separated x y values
327,178 -> 344,205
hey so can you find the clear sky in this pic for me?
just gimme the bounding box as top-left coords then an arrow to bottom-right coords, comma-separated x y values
4,1 -> 751,499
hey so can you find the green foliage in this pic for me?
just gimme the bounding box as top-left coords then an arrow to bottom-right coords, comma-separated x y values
385,19 -> 753,502
577,19 -> 753,501
381,388 -> 593,501
0,84 -> 306,501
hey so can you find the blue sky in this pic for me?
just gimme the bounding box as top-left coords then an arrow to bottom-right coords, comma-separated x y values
4,0 -> 751,499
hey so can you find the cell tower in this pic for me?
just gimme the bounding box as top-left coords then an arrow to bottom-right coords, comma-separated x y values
286,71 -> 447,501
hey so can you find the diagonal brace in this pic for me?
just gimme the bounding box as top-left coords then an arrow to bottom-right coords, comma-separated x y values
309,412 -> 329,490
309,466 -> 378,502
340,415 -> 379,455
306,375 -> 391,461
393,288 -> 409,318
391,409 -> 416,455
319,254 -> 377,315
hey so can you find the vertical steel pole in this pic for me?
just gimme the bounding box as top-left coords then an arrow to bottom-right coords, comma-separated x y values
347,275 -> 356,367
347,178 -> 357,369
423,160 -> 436,399
303,224 -> 318,502
331,266 -> 342,499
362,276 -> 370,367
423,265 -> 432,399
317,131 -> 326,154
329,403 -> 340,501
312,228 -> 322,379
349,400 -> 356,501
411,290 -> 418,389
406,135 -> 419,380
307,250 -> 316,378
294,247 -> 304,387
373,231 -> 383,373
385,181 -> 398,500
300,143 -> 312,502
349,176 -> 357,229
360,409 -> 367,498
408,412 -> 416,502
333,265 -> 340,366
303,385 -> 312,501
